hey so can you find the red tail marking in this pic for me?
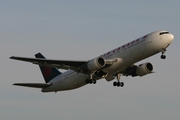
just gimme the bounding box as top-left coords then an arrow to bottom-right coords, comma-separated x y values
42,67 -> 52,78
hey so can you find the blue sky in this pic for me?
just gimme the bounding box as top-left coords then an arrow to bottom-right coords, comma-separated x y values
0,1 -> 180,120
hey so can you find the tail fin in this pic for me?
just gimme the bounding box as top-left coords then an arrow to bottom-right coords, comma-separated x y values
35,53 -> 61,83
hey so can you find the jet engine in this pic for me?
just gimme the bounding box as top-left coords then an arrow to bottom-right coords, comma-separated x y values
136,62 -> 153,76
87,57 -> 106,71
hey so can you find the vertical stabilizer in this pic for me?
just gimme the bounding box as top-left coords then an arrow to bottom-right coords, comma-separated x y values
35,53 -> 61,83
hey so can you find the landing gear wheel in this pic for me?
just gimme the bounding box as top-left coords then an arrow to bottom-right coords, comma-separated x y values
161,55 -> 166,59
93,80 -> 96,84
86,79 -> 96,84
113,81 -> 124,87
116,82 -> 120,87
86,79 -> 89,84
120,82 -> 124,87
113,81 -> 117,86
89,80 -> 93,84
86,79 -> 92,84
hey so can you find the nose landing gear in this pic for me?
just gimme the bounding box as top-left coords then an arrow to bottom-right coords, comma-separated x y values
160,48 -> 166,59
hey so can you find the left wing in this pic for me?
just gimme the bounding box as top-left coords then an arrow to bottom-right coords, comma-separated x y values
13,83 -> 52,88
10,56 -> 88,71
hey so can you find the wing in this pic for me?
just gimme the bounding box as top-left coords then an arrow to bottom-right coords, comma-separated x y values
13,83 -> 52,88
10,56 -> 88,71
121,65 -> 138,77
120,63 -> 153,77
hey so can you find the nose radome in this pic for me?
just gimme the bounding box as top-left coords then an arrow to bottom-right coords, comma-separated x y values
169,34 -> 174,41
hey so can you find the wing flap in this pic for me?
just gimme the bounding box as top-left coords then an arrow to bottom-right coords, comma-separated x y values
13,83 -> 52,88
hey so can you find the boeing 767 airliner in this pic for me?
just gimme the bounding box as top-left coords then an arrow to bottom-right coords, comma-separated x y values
10,30 -> 174,92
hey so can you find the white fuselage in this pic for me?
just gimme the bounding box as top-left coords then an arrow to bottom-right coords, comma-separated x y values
42,31 -> 174,92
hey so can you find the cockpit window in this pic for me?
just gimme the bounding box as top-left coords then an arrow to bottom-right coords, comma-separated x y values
159,32 -> 169,35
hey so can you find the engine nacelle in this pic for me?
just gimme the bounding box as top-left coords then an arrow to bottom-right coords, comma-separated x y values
136,62 -> 153,76
87,57 -> 106,71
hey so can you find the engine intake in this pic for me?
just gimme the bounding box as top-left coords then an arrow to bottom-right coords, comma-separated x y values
136,62 -> 153,76
87,57 -> 106,71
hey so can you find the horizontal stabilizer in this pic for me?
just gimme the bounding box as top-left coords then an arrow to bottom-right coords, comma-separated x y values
13,83 -> 52,88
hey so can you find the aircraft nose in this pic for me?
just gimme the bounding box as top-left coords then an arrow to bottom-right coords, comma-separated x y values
168,34 -> 174,43
169,34 -> 174,40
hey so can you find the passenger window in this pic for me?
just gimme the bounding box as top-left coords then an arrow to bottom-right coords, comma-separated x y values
159,32 -> 169,35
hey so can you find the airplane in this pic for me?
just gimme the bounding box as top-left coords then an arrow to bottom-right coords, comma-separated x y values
10,30 -> 174,92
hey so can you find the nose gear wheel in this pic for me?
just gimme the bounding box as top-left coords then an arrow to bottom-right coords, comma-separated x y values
160,48 -> 166,59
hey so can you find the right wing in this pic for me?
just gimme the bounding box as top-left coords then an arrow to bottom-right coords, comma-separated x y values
121,65 -> 138,77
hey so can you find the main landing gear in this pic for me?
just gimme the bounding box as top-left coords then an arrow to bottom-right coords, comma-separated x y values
113,81 -> 124,87
86,79 -> 96,84
86,71 -> 97,84
160,48 -> 166,59
113,73 -> 124,87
